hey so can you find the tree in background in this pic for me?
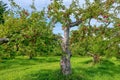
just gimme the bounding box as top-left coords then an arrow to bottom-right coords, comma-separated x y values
70,0 -> 120,64
0,0 -> 61,59
0,1 -> 7,24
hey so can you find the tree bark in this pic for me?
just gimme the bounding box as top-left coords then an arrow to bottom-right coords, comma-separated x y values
93,54 -> 100,64
87,53 -> 100,64
29,53 -> 33,59
0,38 -> 9,44
60,27 -> 72,75
59,20 -> 82,75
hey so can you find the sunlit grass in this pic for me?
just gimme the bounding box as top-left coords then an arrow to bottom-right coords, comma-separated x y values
0,56 -> 120,80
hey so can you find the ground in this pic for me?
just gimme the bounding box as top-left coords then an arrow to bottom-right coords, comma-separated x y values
0,56 -> 120,80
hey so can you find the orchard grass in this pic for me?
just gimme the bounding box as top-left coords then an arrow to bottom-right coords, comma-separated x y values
0,56 -> 120,80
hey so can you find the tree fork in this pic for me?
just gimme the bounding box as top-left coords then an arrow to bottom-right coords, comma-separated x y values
60,20 -> 83,75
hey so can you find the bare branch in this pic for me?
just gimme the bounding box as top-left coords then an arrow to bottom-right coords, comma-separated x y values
0,38 -> 9,44
87,52 -> 94,57
69,20 -> 82,28
88,18 -> 92,27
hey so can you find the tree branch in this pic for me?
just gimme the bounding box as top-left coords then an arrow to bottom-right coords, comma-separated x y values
105,22 -> 110,27
88,18 -> 92,27
69,20 -> 82,28
105,39 -> 120,50
0,38 -> 9,44
87,52 -> 94,57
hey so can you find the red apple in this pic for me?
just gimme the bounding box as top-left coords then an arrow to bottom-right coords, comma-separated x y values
103,15 -> 108,18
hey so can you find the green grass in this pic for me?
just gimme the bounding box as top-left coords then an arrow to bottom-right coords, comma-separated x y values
0,56 -> 120,80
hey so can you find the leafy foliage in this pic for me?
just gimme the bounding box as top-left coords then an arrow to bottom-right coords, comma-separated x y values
0,1 -> 7,24
0,8 -> 61,59
0,0 -> 119,61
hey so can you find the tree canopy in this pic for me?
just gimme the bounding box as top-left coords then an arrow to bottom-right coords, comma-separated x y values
0,0 -> 120,75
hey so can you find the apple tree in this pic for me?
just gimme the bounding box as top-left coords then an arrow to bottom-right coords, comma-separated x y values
47,0 -> 120,75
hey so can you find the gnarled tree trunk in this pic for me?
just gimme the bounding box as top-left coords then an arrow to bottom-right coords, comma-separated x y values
93,54 -> 100,64
60,27 -> 72,75
87,53 -> 100,64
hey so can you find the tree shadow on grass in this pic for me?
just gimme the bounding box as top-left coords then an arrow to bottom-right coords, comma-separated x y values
22,69 -> 84,80
80,59 -> 93,64
75,59 -> 120,80
31,57 -> 60,63
0,57 -> 60,71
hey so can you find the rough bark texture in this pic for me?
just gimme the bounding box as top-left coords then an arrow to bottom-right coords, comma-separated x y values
60,20 -> 82,75
60,27 -> 72,75
0,38 -> 9,44
93,54 -> 100,64
87,53 -> 100,64
60,55 -> 71,75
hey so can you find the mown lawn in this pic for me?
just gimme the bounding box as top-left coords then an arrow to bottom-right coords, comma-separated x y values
0,56 -> 120,80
